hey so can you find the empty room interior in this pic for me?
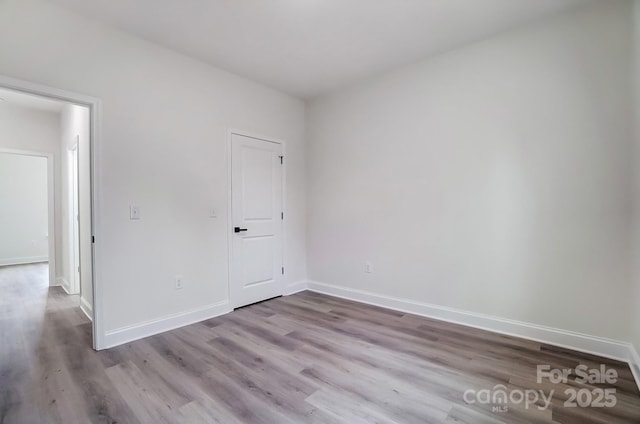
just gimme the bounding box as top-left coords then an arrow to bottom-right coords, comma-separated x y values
1,0 -> 640,423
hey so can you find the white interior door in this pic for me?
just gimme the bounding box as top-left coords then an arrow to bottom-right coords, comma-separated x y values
70,144 -> 80,294
230,133 -> 284,308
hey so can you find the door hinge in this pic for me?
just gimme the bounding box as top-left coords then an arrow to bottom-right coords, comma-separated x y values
281,266 -> 285,275
278,155 -> 283,165
281,212 -> 284,220
92,236 -> 95,243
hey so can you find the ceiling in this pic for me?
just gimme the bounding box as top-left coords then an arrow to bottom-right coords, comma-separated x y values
0,87 -> 64,113
45,0 -> 590,99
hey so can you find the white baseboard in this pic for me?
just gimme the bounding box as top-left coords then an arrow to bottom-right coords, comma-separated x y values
306,280 -> 639,388
0,256 -> 48,267
103,300 -> 232,349
284,280 -> 308,296
80,296 -> 93,322
56,277 -> 71,294
629,344 -> 640,392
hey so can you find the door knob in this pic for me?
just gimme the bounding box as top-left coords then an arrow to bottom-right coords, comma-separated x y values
234,227 -> 248,233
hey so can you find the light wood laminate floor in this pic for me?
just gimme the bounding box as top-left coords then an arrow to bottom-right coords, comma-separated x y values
1,263 -> 639,423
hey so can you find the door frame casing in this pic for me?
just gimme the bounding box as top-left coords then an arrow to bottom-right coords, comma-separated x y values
0,148 -> 55,286
227,129 -> 286,308
68,141 -> 80,295
0,74 -> 104,350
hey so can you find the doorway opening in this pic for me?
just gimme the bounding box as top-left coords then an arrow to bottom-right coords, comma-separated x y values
0,79 -> 99,349
0,152 -> 51,273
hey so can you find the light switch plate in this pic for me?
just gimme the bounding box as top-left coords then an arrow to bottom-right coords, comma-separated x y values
130,206 -> 141,220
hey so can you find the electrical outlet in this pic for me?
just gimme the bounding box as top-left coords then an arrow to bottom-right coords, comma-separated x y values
365,261 -> 373,273
175,275 -> 184,290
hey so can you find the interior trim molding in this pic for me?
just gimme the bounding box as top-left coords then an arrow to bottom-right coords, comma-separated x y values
306,280 -> 638,380
80,296 -> 93,322
629,344 -> 640,392
56,277 -> 71,294
283,280 -> 308,296
103,300 -> 232,349
0,256 -> 48,267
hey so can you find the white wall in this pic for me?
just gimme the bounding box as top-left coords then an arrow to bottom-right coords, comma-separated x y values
0,153 -> 49,265
59,104 -> 92,313
307,1 -> 634,341
0,0 -> 306,338
0,102 -> 61,273
632,0 -> 640,356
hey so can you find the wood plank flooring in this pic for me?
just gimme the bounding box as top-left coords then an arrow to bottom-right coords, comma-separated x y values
1,263 -> 639,423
